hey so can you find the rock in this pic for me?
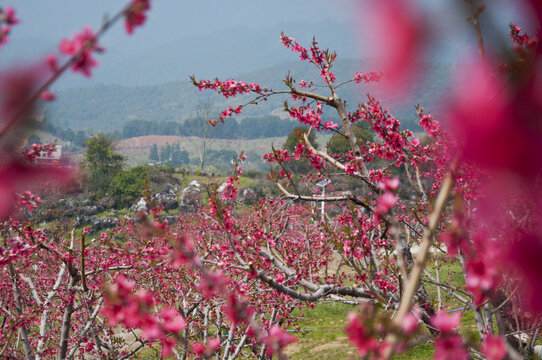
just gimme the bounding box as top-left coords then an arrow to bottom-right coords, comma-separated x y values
130,197 -> 147,213
238,188 -> 257,205
180,181 -> 201,207
217,181 -> 228,194
90,217 -> 118,231
154,184 -> 179,211
187,180 -> 201,189
79,205 -> 104,217
129,184 -> 179,213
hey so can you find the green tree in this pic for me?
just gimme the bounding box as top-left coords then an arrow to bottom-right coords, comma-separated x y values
283,126 -> 318,174
283,126 -> 318,152
74,130 -> 88,148
160,143 -> 172,163
327,123 -> 373,155
149,144 -> 159,163
109,166 -> 149,208
84,133 -> 125,196
180,149 -> 190,165
27,134 -> 41,145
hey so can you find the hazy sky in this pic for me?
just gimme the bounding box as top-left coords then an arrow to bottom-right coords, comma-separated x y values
5,1 -> 535,88
10,1 -> 533,54
12,1 -> 361,55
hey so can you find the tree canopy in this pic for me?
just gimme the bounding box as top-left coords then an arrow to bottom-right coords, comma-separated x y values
84,133 -> 125,195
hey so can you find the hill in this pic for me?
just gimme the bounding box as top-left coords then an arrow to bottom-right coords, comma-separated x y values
43,59 -> 454,133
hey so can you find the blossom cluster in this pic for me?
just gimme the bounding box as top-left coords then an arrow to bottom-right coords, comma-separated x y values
59,26 -> 104,77
191,77 -> 263,97
102,276 -> 187,357
0,5 -> 18,50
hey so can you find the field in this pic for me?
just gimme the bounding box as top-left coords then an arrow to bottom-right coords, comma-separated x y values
116,135 -> 289,167
116,134 -> 334,168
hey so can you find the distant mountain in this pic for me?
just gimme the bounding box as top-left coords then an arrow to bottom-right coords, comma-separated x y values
6,19 -> 363,90
43,58 -> 454,133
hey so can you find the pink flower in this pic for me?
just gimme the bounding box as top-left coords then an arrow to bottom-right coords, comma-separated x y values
3,6 -> 19,25
124,0 -> 150,35
375,192 -> 398,214
401,310 -> 419,334
465,259 -> 497,306
345,312 -> 378,357
434,335 -> 468,360
0,26 -> 10,48
323,121 -> 338,130
160,336 -> 177,358
140,317 -> 161,340
17,191 -> 41,211
0,62 -> 48,127
439,231 -> 463,258
354,71 -> 384,83
59,26 -> 103,77
192,342 -> 205,354
0,161 -> 70,220
263,325 -> 297,356
46,55 -> 58,73
222,294 -> 255,325
482,335 -> 506,360
378,177 -> 400,192
357,1 -> 422,94
40,91 -> 56,101
159,307 -> 186,333
507,233 -> 542,314
207,337 -> 221,352
431,310 -> 461,334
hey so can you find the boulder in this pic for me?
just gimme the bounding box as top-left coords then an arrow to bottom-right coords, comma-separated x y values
130,197 -> 147,213
180,181 -> 201,207
238,187 -> 257,205
153,184 -> 179,211
79,205 -> 104,217
90,217 -> 118,231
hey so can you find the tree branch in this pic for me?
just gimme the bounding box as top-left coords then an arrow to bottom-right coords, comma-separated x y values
67,297 -> 104,359
276,182 -> 372,212
382,170 -> 455,359
8,264 -> 33,359
36,263 -> 67,360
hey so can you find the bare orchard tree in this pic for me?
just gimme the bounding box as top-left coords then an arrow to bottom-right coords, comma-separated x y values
194,99 -> 212,172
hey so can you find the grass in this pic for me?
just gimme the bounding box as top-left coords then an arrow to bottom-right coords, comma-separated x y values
285,301 -> 439,359
281,257 -> 478,360
284,300 -> 480,359
286,302 -> 357,360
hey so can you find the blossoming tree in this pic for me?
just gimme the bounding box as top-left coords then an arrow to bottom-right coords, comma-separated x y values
0,0 -> 541,359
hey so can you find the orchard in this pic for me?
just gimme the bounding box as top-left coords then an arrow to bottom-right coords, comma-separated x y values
0,1 -> 541,359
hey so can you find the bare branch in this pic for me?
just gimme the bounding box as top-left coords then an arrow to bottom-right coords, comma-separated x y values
290,87 -> 333,104
18,274 -> 42,306
36,263 -> 67,360
276,182 -> 373,212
